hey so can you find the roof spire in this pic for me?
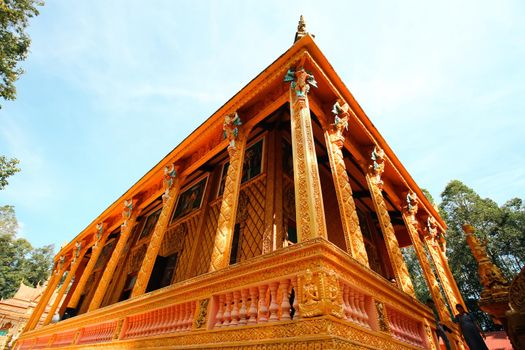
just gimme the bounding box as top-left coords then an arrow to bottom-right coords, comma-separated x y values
294,15 -> 313,42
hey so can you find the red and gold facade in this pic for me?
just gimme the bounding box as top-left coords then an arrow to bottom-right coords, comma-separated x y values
16,22 -> 467,350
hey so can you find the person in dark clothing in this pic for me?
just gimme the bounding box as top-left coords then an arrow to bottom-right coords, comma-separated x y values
454,304 -> 488,350
426,299 -> 452,350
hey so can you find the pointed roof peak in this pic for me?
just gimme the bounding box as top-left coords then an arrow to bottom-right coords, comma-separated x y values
294,15 -> 314,43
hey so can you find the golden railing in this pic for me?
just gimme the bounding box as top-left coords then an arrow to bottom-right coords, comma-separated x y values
16,238 -> 438,349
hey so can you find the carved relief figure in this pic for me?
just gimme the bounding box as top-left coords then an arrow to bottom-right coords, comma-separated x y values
370,146 -> 385,188
284,67 -> 317,99
162,164 -> 177,202
223,112 -> 242,149
331,100 -> 350,141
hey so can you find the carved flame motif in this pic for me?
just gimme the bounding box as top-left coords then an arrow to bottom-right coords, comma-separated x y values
162,164 -> 177,203
284,67 -> 317,101
223,112 -> 242,149
462,224 -> 509,291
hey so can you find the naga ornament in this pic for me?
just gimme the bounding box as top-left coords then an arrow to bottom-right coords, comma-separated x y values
284,67 -> 317,100
406,192 -> 418,218
370,146 -> 385,189
332,101 -> 349,131
162,164 -> 177,203
122,199 -> 133,227
94,222 -> 104,248
223,112 -> 242,149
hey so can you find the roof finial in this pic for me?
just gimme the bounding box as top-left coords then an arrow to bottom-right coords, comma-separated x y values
294,15 -> 312,43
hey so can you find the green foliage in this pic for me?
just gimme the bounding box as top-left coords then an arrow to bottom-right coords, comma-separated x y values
0,0 -> 43,105
0,205 -> 54,299
0,155 -> 20,190
403,246 -> 431,303
438,180 -> 525,330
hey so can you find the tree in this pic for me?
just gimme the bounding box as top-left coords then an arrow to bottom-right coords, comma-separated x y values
0,0 -> 43,105
0,205 -> 54,299
0,155 -> 20,190
439,180 -> 525,330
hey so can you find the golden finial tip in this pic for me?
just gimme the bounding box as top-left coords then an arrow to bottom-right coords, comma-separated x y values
294,15 -> 309,43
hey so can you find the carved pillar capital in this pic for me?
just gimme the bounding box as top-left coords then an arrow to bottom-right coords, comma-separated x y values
161,163 -> 178,203
93,222 -> 104,249
368,146 -> 385,189
223,112 -> 243,151
121,198 -> 135,228
284,67 -> 317,109
329,100 -> 351,148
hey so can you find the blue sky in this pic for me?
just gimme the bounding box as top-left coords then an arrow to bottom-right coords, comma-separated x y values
1,1 -> 524,250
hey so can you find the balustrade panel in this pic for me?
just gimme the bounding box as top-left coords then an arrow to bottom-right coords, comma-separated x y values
386,306 -> 426,348
76,321 -> 117,345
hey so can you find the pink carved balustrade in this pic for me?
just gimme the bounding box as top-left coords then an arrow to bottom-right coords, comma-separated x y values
340,281 -> 373,329
386,306 -> 426,348
121,301 -> 196,339
51,330 -> 76,347
28,335 -> 51,349
76,321 -> 117,345
212,278 -> 296,328
15,239 -> 437,349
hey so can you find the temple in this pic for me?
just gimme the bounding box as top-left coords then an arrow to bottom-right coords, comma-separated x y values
16,18 -> 468,350
0,282 -> 58,348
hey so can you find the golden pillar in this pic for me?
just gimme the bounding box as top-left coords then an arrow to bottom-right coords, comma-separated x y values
209,113 -> 247,272
402,192 -> 450,321
131,165 -> 181,297
324,100 -> 369,266
25,256 -> 67,331
88,199 -> 138,311
425,217 -> 465,310
284,67 -> 327,241
68,223 -> 108,309
43,242 -> 87,325
365,146 -> 415,296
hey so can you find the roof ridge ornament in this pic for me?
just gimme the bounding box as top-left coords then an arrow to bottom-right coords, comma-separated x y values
294,15 -> 314,43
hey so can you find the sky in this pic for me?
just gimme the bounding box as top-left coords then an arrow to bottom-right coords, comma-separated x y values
1,1 -> 524,250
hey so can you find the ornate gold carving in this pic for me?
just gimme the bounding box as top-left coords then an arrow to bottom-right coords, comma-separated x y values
286,66 -> 327,242
162,163 -> 177,203
44,248 -> 88,325
402,192 -> 449,322
131,174 -> 181,297
375,300 -> 390,333
89,200 -> 139,311
223,112 -> 242,149
424,319 -> 438,350
462,224 -> 509,293
194,299 -> 210,329
210,113 -> 247,271
325,100 -> 369,266
298,269 -> 344,319
94,222 -> 104,248
68,224 -> 109,309
365,147 -> 415,297
424,235 -> 462,312
121,199 -> 133,228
